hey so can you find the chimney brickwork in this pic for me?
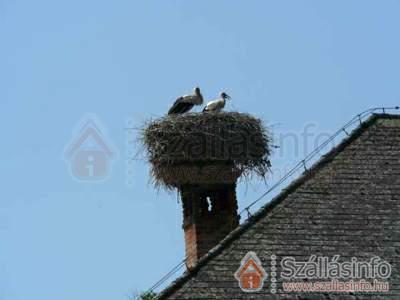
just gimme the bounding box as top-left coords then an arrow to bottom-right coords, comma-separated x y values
181,183 -> 239,268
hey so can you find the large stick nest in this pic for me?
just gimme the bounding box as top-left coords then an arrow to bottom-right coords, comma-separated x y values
141,112 -> 272,189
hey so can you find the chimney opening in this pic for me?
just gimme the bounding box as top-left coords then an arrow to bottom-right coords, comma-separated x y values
206,196 -> 212,212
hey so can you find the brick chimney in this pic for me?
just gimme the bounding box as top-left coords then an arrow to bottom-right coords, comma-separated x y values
181,183 -> 240,268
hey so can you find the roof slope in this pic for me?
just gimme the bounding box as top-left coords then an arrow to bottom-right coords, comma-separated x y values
157,114 -> 400,300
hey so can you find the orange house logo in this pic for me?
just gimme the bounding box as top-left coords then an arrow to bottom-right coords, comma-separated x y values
64,115 -> 116,181
235,251 -> 267,292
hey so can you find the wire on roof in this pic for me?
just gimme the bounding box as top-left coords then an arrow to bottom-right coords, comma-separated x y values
239,106 -> 399,216
141,259 -> 186,298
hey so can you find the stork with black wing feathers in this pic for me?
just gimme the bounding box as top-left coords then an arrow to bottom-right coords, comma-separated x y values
167,87 -> 204,115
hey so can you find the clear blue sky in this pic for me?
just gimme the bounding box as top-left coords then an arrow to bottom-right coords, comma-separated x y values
1,1 -> 400,299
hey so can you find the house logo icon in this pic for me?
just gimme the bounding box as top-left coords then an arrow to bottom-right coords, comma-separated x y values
64,115 -> 116,181
234,251 -> 267,292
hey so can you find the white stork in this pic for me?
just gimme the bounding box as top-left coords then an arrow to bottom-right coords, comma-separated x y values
202,92 -> 231,112
168,87 -> 204,115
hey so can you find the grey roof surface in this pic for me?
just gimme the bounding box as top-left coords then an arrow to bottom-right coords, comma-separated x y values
157,114 -> 400,300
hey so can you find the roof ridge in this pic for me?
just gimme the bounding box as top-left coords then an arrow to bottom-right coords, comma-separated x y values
155,112 -> 397,300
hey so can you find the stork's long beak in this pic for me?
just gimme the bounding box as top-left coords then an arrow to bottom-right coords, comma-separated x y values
225,94 -> 231,100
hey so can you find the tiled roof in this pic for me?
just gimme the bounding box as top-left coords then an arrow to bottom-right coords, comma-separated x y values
157,114 -> 400,300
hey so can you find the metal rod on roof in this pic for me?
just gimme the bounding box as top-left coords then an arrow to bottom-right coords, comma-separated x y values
358,114 -> 362,125
246,207 -> 252,218
302,160 -> 308,172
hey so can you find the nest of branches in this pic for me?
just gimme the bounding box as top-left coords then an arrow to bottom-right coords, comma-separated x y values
141,112 -> 272,189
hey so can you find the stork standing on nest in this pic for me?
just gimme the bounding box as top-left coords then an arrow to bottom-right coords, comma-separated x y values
203,92 -> 231,112
168,87 -> 204,115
